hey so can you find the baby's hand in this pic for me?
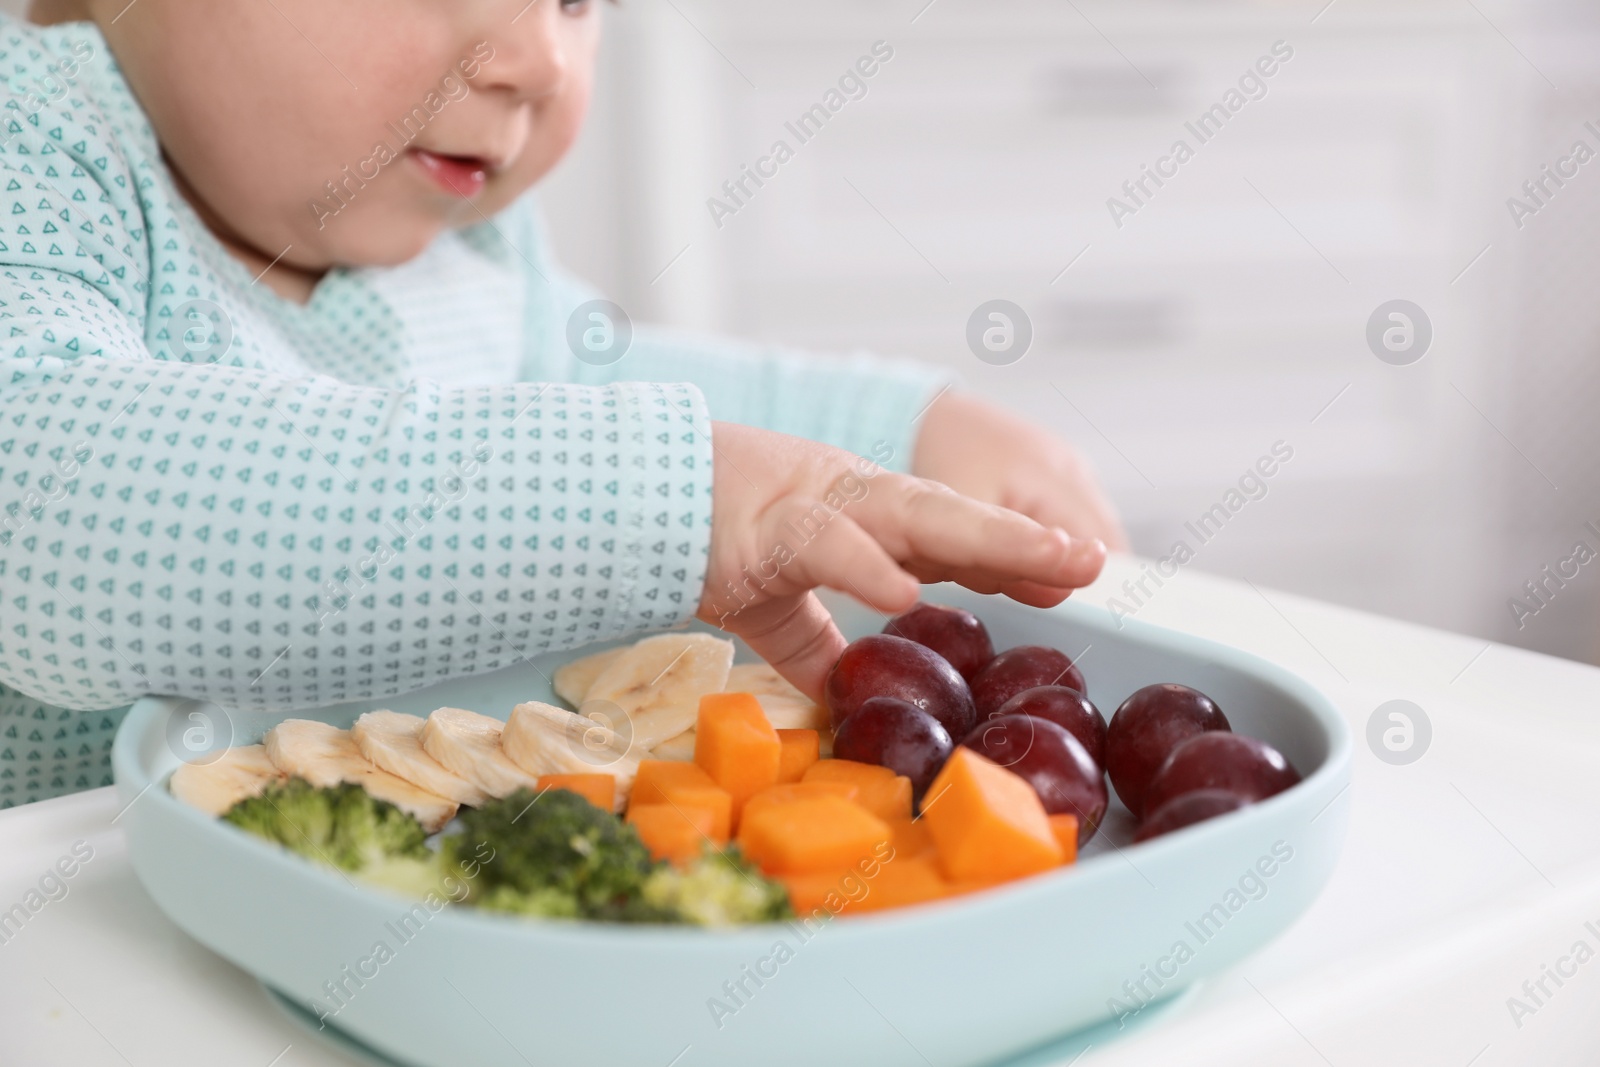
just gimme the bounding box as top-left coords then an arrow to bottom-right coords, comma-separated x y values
698,422 -> 1106,699
915,391 -> 1130,551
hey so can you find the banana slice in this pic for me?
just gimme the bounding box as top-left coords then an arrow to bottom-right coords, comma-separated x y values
752,694 -> 831,732
721,662 -> 827,729
553,646 -> 627,707
419,707 -> 540,800
264,720 -> 458,833
170,744 -> 286,816
353,710 -> 489,808
727,663 -> 808,701
649,730 -> 697,762
581,633 -> 734,750
503,701 -> 639,811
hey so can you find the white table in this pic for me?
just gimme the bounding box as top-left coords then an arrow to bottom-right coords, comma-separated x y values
2,557 -> 1598,1067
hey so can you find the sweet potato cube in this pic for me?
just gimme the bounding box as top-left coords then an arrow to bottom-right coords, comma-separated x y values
738,781 -> 859,841
778,864 -> 892,918
1047,813 -> 1080,865
632,759 -> 733,842
942,878 -> 998,900
856,775 -> 912,821
776,729 -> 820,783
887,817 -> 936,858
803,758 -> 892,787
853,854 -> 952,913
628,803 -> 714,867
739,796 -> 892,876
536,773 -> 615,812
633,759 -> 720,802
783,853 -> 952,916
695,692 -> 781,828
922,749 -> 1064,883
803,759 -> 913,821
779,871 -> 852,918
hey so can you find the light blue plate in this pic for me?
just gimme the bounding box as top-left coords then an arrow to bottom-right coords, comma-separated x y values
259,975 -> 1204,1066
113,588 -> 1351,1067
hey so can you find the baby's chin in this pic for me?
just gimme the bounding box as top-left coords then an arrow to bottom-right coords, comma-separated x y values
299,189 -> 521,271
329,229 -> 443,269
307,213 -> 469,271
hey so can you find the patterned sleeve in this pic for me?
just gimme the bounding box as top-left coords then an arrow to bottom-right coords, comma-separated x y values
0,263 -> 714,715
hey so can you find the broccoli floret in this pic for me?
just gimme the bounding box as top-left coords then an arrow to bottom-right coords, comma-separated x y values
355,855 -> 450,900
633,847 -> 794,927
223,777 -> 335,854
223,779 -> 429,872
475,884 -> 583,919
328,785 -> 432,870
442,788 -> 654,918
226,781 -> 792,926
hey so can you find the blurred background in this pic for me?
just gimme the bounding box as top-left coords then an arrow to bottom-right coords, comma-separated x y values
535,0 -> 1600,666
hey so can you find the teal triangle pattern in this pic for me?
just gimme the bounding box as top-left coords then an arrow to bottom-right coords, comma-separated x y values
0,19 -> 729,807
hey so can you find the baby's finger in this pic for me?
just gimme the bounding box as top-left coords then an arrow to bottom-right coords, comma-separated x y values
901,562 -> 1077,610
710,592 -> 846,703
780,507 -> 920,615
856,477 -> 1105,589
1012,483 -> 1129,555
994,580 -> 1076,609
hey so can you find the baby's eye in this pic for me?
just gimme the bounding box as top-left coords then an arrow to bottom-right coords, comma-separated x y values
559,0 -> 591,11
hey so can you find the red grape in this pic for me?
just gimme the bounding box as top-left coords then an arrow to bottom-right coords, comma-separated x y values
1105,684 -> 1230,820
825,634 -> 977,740
883,603 -> 995,681
1135,790 -> 1250,842
832,697 -> 953,801
970,646 -> 1086,721
1141,732 -> 1300,816
960,714 -> 1107,845
989,685 -> 1107,770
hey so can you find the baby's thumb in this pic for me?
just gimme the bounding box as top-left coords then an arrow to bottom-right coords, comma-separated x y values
704,592 -> 847,704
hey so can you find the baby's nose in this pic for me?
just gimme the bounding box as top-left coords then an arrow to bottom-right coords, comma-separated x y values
487,13 -> 573,102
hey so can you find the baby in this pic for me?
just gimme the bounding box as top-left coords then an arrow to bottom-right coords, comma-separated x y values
0,0 -> 1122,806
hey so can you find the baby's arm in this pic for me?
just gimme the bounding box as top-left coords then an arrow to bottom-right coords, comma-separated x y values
0,268 -> 1102,716
508,203 -> 1126,547
571,326 -> 941,476
0,265 -> 713,714
507,203 -> 945,474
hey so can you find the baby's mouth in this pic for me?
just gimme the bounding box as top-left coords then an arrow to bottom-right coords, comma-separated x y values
410,148 -> 491,199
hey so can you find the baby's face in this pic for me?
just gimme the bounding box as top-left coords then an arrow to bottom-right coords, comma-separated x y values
91,0 -> 599,273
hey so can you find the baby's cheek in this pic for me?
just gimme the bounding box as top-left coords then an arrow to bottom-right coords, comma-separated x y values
494,90 -> 593,213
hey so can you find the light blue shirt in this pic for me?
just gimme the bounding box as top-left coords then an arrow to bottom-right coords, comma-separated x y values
0,17 -> 946,806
